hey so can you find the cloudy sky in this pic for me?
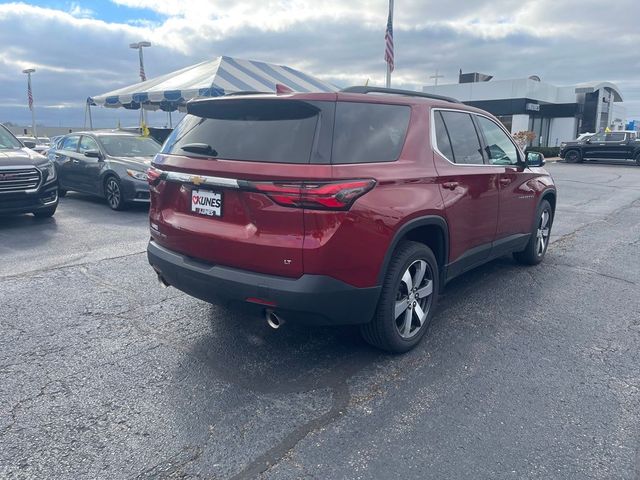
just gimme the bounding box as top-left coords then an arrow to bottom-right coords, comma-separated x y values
0,0 -> 638,128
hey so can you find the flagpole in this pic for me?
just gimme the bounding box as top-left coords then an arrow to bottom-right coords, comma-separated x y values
22,68 -> 37,139
30,74 -> 36,139
385,0 -> 394,88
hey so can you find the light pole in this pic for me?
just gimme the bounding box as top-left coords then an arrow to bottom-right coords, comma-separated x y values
22,68 -> 37,139
130,41 -> 151,129
130,41 -> 151,82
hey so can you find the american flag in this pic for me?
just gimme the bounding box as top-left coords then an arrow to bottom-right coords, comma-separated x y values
384,0 -> 394,73
27,75 -> 33,111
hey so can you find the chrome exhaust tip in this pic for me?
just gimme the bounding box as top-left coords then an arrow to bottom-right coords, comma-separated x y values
266,309 -> 284,329
156,273 -> 170,288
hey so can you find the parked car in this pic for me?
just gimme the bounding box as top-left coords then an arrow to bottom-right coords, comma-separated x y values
0,125 -> 58,217
16,135 -> 50,156
147,86 -> 557,353
560,130 -> 640,164
51,131 -> 161,210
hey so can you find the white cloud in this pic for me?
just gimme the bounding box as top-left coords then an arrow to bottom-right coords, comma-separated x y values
0,0 -> 638,127
68,2 -> 94,19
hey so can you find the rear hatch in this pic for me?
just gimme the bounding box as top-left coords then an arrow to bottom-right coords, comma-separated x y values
149,95 -> 336,278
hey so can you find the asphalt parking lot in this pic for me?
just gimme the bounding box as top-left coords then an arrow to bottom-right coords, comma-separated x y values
1,161 -> 639,479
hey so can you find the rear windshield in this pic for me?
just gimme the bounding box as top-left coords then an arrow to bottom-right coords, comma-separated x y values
162,99 -> 328,164
162,98 -> 410,164
100,135 -> 160,157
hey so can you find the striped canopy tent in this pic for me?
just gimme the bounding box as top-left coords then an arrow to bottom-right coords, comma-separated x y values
87,55 -> 337,115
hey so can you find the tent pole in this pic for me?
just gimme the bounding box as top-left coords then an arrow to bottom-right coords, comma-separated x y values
88,104 -> 93,131
83,103 -> 87,129
168,111 -> 172,128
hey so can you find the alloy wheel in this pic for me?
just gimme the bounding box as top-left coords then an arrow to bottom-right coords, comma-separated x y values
394,259 -> 434,339
566,151 -> 579,163
106,178 -> 121,209
536,209 -> 551,256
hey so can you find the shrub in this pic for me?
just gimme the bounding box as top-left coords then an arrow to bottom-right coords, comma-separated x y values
525,147 -> 560,158
513,131 -> 536,149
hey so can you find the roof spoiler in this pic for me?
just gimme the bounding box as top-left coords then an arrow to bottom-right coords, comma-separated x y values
341,86 -> 459,103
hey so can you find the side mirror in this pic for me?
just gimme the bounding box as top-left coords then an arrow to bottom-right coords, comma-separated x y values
526,151 -> 545,167
585,139 -> 591,144
23,140 -> 36,148
84,149 -> 103,160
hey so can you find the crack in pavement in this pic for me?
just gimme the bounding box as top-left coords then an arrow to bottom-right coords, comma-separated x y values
0,250 -> 147,283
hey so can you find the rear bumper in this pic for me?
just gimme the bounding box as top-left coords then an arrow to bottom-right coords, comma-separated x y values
147,240 -> 381,326
0,184 -> 58,215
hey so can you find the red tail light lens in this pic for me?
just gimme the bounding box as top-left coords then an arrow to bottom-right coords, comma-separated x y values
247,179 -> 376,210
147,167 -> 163,185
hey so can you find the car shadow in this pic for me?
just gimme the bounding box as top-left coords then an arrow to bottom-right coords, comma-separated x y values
560,158 -> 639,168
63,192 -> 149,212
181,254 -> 524,398
190,307 -> 385,395
0,212 -> 59,247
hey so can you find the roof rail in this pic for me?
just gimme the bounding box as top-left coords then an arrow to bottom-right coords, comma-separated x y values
223,91 -> 272,97
340,86 -> 459,103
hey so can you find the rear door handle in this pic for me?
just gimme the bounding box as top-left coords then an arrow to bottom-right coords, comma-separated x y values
72,158 -> 80,164
499,178 -> 511,186
442,181 -> 459,190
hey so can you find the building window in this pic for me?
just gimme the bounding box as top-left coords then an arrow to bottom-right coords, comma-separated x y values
495,115 -> 513,132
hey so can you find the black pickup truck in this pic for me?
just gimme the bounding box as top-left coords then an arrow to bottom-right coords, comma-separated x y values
560,130 -> 640,164
0,124 -> 58,217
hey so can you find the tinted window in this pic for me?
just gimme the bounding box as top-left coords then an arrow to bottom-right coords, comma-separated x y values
590,132 -> 606,142
61,135 -> 80,151
78,136 -> 99,153
99,135 -> 160,157
163,99 -> 327,164
476,116 -> 519,165
439,111 -> 484,165
605,133 -> 625,142
0,126 -> 22,150
331,102 -> 410,164
434,111 -> 454,162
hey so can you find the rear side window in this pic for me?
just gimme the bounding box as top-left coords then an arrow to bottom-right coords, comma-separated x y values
476,116 -> 519,165
61,135 -> 80,151
605,133 -> 625,142
434,111 -> 454,162
331,102 -> 410,164
163,99 -> 332,164
438,111 -> 484,165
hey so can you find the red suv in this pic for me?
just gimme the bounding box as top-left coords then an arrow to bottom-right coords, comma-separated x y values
147,86 -> 556,353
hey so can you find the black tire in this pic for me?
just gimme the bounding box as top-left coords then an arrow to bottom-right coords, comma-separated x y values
361,241 -> 439,353
514,199 -> 553,265
33,205 -> 57,218
564,150 -> 581,163
58,188 -> 67,197
104,176 -> 127,211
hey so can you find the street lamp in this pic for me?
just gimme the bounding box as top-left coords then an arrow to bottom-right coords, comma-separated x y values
129,41 -> 151,82
22,68 -> 37,139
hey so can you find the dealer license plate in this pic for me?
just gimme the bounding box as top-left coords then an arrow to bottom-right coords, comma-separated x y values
191,189 -> 222,217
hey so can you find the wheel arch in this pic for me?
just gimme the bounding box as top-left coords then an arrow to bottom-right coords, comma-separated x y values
377,215 -> 449,285
540,188 -> 557,215
101,170 -> 120,195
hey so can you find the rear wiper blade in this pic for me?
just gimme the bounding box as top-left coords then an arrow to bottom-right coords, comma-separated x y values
180,143 -> 218,156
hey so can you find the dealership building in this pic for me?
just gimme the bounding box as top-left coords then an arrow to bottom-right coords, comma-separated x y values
423,73 -> 626,147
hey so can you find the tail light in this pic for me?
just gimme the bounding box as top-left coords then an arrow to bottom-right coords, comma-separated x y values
147,167 -> 163,185
247,179 -> 376,210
